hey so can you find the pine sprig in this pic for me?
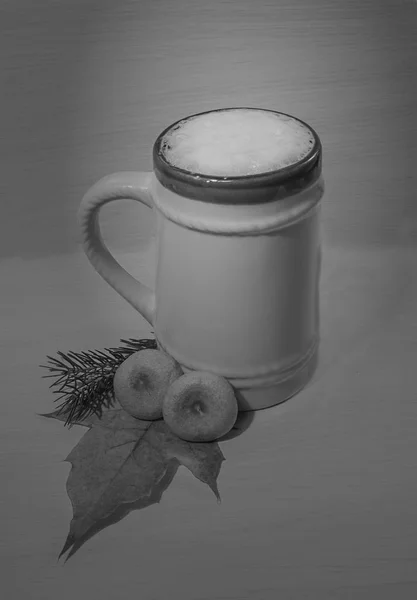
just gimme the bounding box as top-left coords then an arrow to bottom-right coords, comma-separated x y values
40,337 -> 158,426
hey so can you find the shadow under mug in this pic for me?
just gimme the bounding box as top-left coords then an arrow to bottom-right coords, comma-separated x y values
77,107 -> 324,411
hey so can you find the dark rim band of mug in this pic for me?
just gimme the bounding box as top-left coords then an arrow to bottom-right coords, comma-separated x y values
153,107 -> 322,205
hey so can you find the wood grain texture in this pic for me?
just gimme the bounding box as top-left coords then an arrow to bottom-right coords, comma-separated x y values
1,0 -> 416,260
1,1 -> 417,598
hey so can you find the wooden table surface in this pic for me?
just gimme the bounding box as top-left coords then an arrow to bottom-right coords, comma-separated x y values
1,1 -> 417,599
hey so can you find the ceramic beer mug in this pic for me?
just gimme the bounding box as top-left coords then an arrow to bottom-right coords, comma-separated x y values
78,107 -> 324,411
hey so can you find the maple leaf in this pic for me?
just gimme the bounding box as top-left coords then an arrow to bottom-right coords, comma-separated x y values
42,403 -> 225,561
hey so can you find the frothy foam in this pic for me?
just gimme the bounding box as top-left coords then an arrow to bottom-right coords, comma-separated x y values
161,109 -> 315,177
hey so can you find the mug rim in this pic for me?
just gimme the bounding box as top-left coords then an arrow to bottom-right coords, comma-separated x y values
152,107 -> 322,204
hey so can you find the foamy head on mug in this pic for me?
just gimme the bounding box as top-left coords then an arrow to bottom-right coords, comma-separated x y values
159,108 -> 315,179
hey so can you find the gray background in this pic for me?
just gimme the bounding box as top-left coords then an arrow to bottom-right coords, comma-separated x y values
1,1 -> 417,598
1,0 -> 416,260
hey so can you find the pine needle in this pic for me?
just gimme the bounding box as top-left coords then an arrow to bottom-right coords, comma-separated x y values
40,336 -> 158,427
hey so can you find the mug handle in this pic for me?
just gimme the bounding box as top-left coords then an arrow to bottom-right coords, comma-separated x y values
77,171 -> 156,326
